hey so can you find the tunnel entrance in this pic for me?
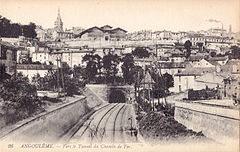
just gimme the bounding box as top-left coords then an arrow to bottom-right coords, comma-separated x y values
108,89 -> 126,103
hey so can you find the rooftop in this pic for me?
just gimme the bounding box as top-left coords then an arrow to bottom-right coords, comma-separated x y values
0,41 -> 19,50
195,72 -> 226,84
175,67 -> 215,76
17,64 -> 57,70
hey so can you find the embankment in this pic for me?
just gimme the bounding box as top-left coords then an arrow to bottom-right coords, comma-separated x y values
0,87 -> 103,143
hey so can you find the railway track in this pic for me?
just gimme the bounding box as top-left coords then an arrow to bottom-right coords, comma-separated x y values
94,103 -> 126,143
60,103 -> 117,142
80,103 -> 122,143
69,103 -> 134,144
112,104 -> 128,143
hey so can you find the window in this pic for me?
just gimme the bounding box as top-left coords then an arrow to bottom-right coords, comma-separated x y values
179,85 -> 182,92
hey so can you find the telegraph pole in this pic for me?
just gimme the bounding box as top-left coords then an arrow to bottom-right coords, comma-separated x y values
56,57 -> 60,96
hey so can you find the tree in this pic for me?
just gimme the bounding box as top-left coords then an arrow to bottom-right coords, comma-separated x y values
0,16 -> 11,37
230,46 -> 240,59
32,73 -> 43,90
184,40 -> 192,59
0,16 -> 37,38
0,73 -> 43,124
32,63 -> 84,96
121,53 -> 135,84
162,72 -> 174,89
132,47 -> 150,58
73,65 -> 87,79
149,70 -> 174,98
102,53 -> 121,83
22,22 -> 37,38
82,53 -> 102,82
210,51 -> 217,57
0,64 -> 12,82
20,53 -> 32,64
132,65 -> 144,97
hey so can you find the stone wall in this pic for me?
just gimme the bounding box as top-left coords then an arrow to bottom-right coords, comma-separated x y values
174,101 -> 239,143
0,95 -> 102,143
86,84 -> 108,102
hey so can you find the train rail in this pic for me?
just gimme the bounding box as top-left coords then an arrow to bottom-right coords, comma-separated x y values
69,103 -> 134,143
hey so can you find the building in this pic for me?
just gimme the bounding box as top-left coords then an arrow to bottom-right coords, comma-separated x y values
16,64 -> 56,81
54,8 -> 63,32
159,30 -> 172,40
52,9 -> 74,41
194,72 -> 225,90
170,66 -> 216,93
65,27 -> 85,35
190,58 -> 215,68
220,76 -> 240,100
157,62 -> 186,75
170,70 -> 200,93
32,46 -> 51,64
168,55 -> 186,63
76,25 -> 127,41
207,28 -> 227,37
52,48 -> 93,67
35,9 -> 74,41
32,45 -> 94,68
207,56 -> 229,66
155,44 -> 174,57
140,70 -> 155,89
0,41 -> 18,75
52,31 -> 73,41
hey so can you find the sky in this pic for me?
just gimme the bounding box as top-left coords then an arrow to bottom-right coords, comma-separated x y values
0,0 -> 239,32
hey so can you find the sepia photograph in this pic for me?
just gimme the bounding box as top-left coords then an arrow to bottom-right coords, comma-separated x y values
0,0 -> 239,152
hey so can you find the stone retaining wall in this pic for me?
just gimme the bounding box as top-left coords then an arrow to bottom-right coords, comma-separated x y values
0,94 -> 102,143
174,101 -> 239,143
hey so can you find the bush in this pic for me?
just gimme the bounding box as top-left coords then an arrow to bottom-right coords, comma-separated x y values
65,78 -> 80,96
0,73 -> 44,124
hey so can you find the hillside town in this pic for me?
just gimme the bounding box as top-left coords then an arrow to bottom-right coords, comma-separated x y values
1,9 -> 240,100
0,4 -> 240,151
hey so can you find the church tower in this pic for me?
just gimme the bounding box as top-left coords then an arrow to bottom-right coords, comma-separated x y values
54,8 -> 63,32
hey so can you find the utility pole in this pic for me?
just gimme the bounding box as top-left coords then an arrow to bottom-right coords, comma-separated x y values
56,57 -> 60,96
150,71 -> 153,111
157,66 -> 160,106
137,71 -> 140,98
143,58 -> 146,104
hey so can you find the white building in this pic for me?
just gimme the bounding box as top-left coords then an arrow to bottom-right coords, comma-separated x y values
32,48 -> 51,64
16,64 -> 56,81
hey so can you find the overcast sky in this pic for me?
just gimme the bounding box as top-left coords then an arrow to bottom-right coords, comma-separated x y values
0,0 -> 239,32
